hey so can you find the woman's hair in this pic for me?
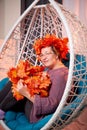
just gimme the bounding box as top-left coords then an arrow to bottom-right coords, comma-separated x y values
51,46 -> 61,60
33,34 -> 69,60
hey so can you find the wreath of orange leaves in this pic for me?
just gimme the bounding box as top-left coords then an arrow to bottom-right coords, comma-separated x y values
33,34 -> 69,60
7,60 -> 51,101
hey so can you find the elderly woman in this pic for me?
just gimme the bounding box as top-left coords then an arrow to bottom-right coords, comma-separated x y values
0,34 -> 69,123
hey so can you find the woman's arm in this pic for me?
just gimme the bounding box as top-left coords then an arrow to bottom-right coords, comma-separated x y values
33,69 -> 68,116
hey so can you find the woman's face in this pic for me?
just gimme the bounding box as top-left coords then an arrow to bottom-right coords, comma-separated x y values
40,46 -> 58,69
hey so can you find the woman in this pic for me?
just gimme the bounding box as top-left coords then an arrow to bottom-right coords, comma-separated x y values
0,34 -> 69,123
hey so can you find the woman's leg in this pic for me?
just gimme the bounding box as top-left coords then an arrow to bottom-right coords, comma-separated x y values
0,89 -> 18,111
0,80 -> 32,117
0,89 -> 27,112
0,80 -> 26,112
0,81 -> 12,102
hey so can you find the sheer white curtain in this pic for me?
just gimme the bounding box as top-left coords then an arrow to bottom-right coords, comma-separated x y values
63,0 -> 87,27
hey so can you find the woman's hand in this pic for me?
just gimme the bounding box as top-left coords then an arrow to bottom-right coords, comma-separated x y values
17,80 -> 27,96
16,80 -> 35,103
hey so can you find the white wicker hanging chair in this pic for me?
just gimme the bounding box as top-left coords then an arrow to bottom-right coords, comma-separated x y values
0,0 -> 87,130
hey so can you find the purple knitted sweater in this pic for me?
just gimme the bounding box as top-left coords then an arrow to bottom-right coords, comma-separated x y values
30,67 -> 68,123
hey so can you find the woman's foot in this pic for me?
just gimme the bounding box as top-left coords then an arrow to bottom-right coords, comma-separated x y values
0,109 -> 5,120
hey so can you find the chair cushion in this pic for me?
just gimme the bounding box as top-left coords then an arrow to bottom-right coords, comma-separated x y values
5,111 -> 52,130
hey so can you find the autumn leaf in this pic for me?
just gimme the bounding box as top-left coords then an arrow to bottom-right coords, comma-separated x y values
7,60 -> 51,100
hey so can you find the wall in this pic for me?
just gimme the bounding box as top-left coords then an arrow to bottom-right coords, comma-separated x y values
0,0 -> 87,39
0,0 -> 21,39
0,0 -> 5,39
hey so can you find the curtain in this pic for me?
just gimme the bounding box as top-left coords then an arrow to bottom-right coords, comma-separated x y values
63,0 -> 87,27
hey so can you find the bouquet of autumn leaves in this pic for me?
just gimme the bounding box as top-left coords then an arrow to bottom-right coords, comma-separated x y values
7,60 -> 51,101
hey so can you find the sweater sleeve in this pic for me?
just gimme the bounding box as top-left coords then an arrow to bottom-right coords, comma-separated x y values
33,69 -> 68,116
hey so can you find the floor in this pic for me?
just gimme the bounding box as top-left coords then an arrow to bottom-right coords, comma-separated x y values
63,106 -> 87,130
0,125 -> 5,130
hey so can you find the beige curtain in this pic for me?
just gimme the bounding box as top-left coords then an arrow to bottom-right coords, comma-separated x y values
63,0 -> 87,27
